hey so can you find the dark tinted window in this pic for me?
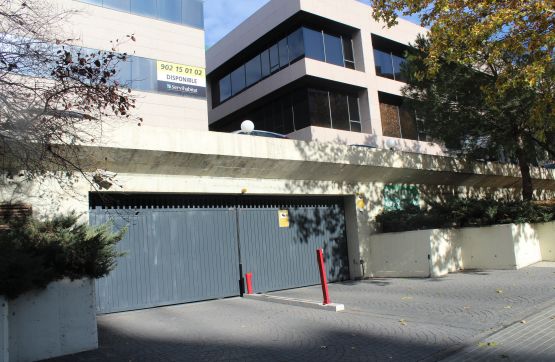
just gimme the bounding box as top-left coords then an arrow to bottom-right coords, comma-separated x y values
269,43 -> 279,73
374,49 -> 394,79
158,0 -> 182,23
130,0 -> 156,15
399,104 -> 418,140
260,49 -> 270,78
182,0 -> 204,28
324,33 -> 343,66
219,75 -> 231,102
303,28 -> 325,61
392,54 -> 407,82
104,0 -> 130,11
282,96 -> 295,133
343,37 -> 355,69
342,37 -> 354,62
348,96 -> 360,121
245,55 -> 261,87
350,121 -> 361,132
278,38 -> 289,68
292,89 -> 310,130
308,89 -> 331,128
330,92 -> 350,130
272,101 -> 284,133
288,28 -> 304,62
230,66 -> 246,95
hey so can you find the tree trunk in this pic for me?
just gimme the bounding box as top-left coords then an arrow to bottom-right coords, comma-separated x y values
515,142 -> 534,201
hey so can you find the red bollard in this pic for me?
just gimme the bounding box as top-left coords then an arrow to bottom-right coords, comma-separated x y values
316,249 -> 331,305
245,272 -> 253,294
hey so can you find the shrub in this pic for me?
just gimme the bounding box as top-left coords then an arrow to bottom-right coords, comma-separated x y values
0,213 -> 126,299
376,198 -> 555,233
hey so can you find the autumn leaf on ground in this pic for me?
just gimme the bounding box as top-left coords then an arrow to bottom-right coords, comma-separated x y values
478,341 -> 498,347
399,319 -> 407,326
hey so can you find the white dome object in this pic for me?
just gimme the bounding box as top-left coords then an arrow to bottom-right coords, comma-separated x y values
241,120 -> 255,133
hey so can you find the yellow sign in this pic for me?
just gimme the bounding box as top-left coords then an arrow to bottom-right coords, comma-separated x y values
278,210 -> 289,228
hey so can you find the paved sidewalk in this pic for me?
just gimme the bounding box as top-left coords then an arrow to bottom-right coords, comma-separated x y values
441,303 -> 555,362
48,263 -> 555,362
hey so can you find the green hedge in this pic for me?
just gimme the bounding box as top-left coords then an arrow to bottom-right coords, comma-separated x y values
376,199 -> 555,233
0,213 -> 126,299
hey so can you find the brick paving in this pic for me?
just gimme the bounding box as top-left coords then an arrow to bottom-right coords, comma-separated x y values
47,263 -> 555,362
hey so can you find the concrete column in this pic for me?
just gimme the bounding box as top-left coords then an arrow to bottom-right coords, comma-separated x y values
344,195 -> 363,279
0,297 -> 8,362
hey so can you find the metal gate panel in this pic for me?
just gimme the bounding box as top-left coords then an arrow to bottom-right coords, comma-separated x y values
238,202 -> 349,293
91,207 -> 240,314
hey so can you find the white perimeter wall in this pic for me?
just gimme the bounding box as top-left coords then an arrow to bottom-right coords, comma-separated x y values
6,279 -> 97,362
368,222 -> 551,278
537,222 -> 555,261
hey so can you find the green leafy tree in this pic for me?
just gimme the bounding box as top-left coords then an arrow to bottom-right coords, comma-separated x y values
401,37 -> 553,200
369,0 -> 555,200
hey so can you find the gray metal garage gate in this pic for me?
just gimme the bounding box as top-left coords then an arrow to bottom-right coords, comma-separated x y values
90,194 -> 349,314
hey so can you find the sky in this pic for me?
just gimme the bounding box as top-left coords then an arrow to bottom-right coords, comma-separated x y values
204,0 -> 421,48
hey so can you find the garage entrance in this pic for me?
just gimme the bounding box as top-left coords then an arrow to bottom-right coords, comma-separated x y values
90,194 -> 349,314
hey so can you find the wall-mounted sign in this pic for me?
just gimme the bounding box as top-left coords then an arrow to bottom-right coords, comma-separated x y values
156,60 -> 206,98
278,209 -> 290,228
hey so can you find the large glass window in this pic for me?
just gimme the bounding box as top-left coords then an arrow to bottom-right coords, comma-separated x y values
308,89 -> 331,128
245,55 -> 261,87
269,43 -> 280,73
330,92 -> 350,130
219,75 -> 231,102
260,49 -> 270,78
278,38 -> 289,69
158,0 -> 182,23
182,0 -> 204,28
348,96 -> 361,132
374,49 -> 394,79
292,89 -> 310,130
379,94 -> 419,140
131,57 -> 156,91
103,0 -> 130,11
324,33 -> 344,66
78,0 -> 204,29
303,28 -> 325,62
130,0 -> 156,16
288,28 -> 304,62
213,27 -> 355,106
343,38 -> 355,69
392,54 -> 407,82
230,66 -> 246,95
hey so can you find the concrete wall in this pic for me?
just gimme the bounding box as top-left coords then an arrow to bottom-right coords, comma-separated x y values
457,225 -> 519,270
369,230 -> 431,277
6,279 -> 97,362
429,229 -> 462,277
537,221 -> 555,261
288,126 -> 448,156
368,223 -> 547,278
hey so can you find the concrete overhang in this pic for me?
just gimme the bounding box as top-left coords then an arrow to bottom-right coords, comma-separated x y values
80,127 -> 555,190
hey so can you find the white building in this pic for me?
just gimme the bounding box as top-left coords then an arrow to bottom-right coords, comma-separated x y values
207,0 -> 444,155
2,0 -> 554,317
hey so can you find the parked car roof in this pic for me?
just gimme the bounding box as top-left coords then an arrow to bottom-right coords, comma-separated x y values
232,130 -> 288,139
